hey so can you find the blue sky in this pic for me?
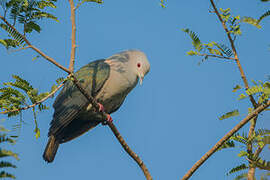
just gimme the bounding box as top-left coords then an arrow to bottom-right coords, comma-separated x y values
0,0 -> 269,179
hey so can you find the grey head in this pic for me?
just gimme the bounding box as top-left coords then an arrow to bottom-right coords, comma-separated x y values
107,49 -> 150,85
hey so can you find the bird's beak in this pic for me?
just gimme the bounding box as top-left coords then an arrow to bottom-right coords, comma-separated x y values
138,73 -> 144,85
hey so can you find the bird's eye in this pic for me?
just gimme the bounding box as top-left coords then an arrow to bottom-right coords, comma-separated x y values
137,63 -> 141,68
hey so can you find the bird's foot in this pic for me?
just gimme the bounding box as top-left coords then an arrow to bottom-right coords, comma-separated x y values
97,103 -> 105,112
102,114 -> 113,125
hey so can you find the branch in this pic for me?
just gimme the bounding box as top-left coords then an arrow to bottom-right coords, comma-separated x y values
181,100 -> 270,180
0,15 -> 71,74
108,122 -> 153,180
68,0 -> 76,72
209,1 -> 258,179
71,75 -> 153,180
209,0 -> 257,108
0,78 -> 68,114
198,53 -> 236,61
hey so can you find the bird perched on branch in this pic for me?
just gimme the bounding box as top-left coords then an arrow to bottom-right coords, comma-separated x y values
43,50 -> 150,163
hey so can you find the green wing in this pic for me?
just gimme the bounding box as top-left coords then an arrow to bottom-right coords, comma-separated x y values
49,59 -> 110,136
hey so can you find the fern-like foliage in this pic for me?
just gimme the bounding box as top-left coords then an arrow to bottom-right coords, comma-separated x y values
76,0 -> 103,9
182,28 -> 202,52
237,80 -> 270,104
0,23 -> 26,46
218,140 -> 235,151
0,127 -> 18,179
0,75 -> 63,138
183,28 -> 234,61
227,163 -> 248,175
234,173 -> 248,180
241,10 -> 270,29
0,0 -> 58,49
216,43 -> 233,57
219,109 -> 239,120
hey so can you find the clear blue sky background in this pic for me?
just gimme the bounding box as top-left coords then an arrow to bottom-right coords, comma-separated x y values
0,0 -> 269,179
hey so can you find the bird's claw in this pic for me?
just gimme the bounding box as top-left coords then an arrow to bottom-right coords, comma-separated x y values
97,103 -> 105,112
102,114 -> 113,125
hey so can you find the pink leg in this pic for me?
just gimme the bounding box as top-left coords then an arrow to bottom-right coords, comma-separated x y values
97,103 -> 105,112
97,103 -> 113,125
106,114 -> 113,123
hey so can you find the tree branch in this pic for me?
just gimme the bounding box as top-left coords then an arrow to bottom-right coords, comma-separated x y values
0,78 -> 68,114
181,100 -> 270,180
209,0 -> 257,108
71,75 -> 153,180
0,15 -> 71,74
108,122 -> 153,180
68,0 -> 76,72
209,1 -> 258,179
197,53 -> 236,61
65,2 -> 152,178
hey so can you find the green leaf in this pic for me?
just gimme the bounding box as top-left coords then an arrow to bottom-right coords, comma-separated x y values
230,133 -> 248,145
82,0 -> 103,4
32,55 -> 40,61
182,28 -> 202,52
234,173 -> 248,180
218,140 -> 235,151
0,135 -> 16,144
241,17 -> 262,29
30,11 -> 59,22
186,50 -> 198,56
238,150 -> 249,157
246,85 -> 263,95
0,171 -> 15,179
0,149 -> 19,160
0,24 -> 25,46
37,1 -> 57,9
258,10 -> 270,24
220,8 -> 231,14
233,85 -> 241,92
0,161 -> 16,168
238,93 -> 247,100
219,109 -> 239,120
24,21 -> 41,33
215,43 -> 233,57
227,163 -> 248,175
0,40 -> 7,48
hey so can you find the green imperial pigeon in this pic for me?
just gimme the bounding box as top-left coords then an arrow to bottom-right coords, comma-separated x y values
43,50 -> 150,163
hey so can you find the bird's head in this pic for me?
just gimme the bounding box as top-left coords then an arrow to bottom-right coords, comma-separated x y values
127,50 -> 150,85
107,50 -> 150,85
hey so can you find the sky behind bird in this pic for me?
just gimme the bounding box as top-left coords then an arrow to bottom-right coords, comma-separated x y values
0,0 -> 270,179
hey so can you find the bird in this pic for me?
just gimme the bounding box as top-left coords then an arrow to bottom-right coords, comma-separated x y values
43,50 -> 150,163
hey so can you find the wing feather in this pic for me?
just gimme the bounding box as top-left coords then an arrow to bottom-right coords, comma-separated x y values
48,59 -> 110,136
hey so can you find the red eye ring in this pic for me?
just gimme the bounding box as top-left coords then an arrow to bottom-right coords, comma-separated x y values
137,63 -> 141,68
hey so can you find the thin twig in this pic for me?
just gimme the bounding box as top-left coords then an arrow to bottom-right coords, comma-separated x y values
0,78 -> 67,114
68,0 -> 76,72
209,0 -> 257,108
9,46 -> 30,53
0,15 -> 71,74
181,100 -> 270,180
108,122 -> 153,180
209,1 -> 258,179
198,53 -> 236,61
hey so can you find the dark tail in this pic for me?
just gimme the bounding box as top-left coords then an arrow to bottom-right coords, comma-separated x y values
43,135 -> 59,163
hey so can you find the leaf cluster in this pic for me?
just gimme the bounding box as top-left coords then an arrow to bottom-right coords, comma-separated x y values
241,10 -> 270,29
219,128 -> 270,177
0,0 -> 58,49
0,75 -> 63,138
0,127 -> 18,179
237,80 -> 270,105
182,28 -> 233,63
